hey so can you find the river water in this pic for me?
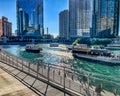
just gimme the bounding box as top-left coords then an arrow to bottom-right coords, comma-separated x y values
1,44 -> 120,93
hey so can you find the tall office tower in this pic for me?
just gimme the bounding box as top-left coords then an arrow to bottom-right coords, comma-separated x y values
0,16 -> 12,37
24,12 -> 29,32
59,10 -> 69,40
69,0 -> 91,39
16,0 -> 44,36
91,0 -> 119,38
19,8 -> 23,35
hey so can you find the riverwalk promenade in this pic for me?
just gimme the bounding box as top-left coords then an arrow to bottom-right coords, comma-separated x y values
0,68 -> 37,96
0,50 -> 119,96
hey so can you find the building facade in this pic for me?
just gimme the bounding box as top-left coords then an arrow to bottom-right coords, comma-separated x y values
69,0 -> 91,39
59,10 -> 69,40
91,0 -> 119,38
0,16 -> 12,37
16,0 -> 44,36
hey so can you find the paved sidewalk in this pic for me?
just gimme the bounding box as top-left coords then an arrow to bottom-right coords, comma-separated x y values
0,62 -> 69,96
0,68 -> 38,96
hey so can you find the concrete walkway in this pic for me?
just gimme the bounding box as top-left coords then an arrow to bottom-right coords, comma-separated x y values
0,68 -> 38,96
0,62 -> 69,96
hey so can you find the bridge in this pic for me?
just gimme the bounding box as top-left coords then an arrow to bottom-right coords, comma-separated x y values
0,50 -> 119,96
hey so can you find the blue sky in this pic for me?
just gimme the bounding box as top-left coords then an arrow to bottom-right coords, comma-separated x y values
0,0 -> 16,32
44,0 -> 68,36
0,0 -> 68,37
0,0 -> 119,36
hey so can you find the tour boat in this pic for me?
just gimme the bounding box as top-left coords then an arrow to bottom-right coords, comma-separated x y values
50,43 -> 59,47
72,44 -> 120,66
25,44 -> 42,53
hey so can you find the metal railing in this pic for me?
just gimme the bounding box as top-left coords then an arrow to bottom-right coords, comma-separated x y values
0,50 -> 119,96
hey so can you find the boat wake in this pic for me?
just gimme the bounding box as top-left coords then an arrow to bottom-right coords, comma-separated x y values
43,50 -> 73,59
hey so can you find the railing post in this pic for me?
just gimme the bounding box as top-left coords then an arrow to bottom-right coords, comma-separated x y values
87,74 -> 90,89
42,65 -> 43,75
0,53 -> 2,61
22,59 -> 23,71
53,69 -> 55,80
8,56 -> 10,65
93,90 -> 95,96
37,63 -> 39,78
0,52 -> 1,61
0,52 -> 2,61
64,66 -> 66,96
28,62 -> 30,73
6,54 -> 7,64
48,64 -> 50,82
2,53 -> 4,61
16,58 -> 18,68
79,85 -> 81,94
69,79 -> 71,88
60,75 -> 62,84
2,53 -> 5,63
12,57 -> 14,67
7,55 -> 9,64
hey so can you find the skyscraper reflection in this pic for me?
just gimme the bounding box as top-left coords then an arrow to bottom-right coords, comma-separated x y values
16,0 -> 44,36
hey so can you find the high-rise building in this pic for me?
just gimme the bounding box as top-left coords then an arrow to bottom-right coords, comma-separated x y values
91,0 -> 119,38
69,0 -> 91,39
0,16 -> 12,37
16,0 -> 44,36
59,10 -> 69,40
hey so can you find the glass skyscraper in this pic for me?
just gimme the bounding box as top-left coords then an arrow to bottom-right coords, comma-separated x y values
59,10 -> 69,40
69,0 -> 92,39
16,0 -> 44,36
91,0 -> 119,38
